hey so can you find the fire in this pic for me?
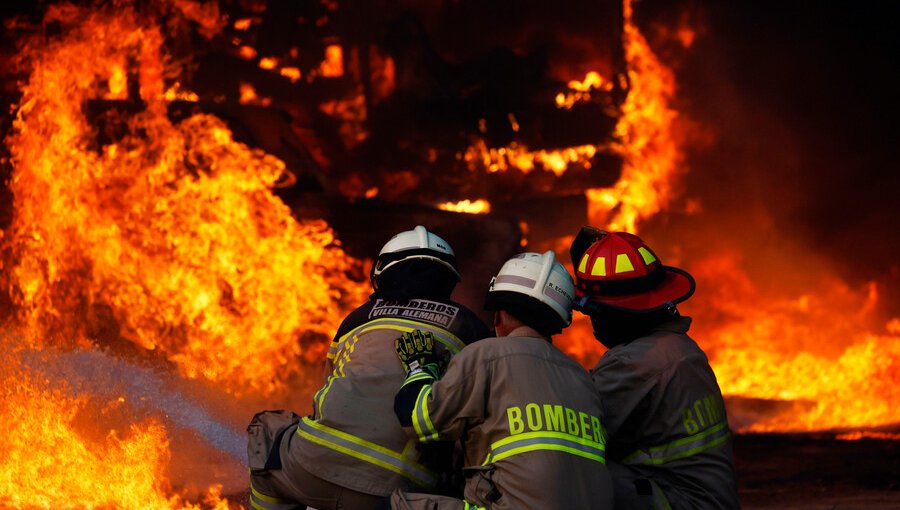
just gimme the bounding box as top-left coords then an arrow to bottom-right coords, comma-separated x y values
586,0 -> 680,232
1,1 -> 367,505
437,199 -> 492,215
551,0 -> 900,436
320,44 -> 344,78
555,0 -> 681,363
688,254 -> 900,432
555,71 -> 612,110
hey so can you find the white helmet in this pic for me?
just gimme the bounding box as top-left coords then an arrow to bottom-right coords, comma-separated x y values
485,250 -> 575,335
370,225 -> 461,286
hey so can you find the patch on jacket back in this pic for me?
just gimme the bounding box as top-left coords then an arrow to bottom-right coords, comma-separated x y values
369,299 -> 460,328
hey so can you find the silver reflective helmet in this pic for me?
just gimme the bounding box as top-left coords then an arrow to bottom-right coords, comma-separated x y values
487,250 -> 575,327
370,225 -> 461,287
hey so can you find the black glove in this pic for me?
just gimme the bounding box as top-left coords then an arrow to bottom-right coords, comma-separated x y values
395,330 -> 446,379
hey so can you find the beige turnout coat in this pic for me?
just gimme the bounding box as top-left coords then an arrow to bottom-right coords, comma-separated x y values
395,327 -> 614,509
594,316 -> 740,509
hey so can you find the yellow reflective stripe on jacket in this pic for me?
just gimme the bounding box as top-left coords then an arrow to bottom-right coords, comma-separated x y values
412,384 -> 440,442
464,502 -> 487,510
624,422 -> 731,466
484,430 -> 606,464
320,318 -> 465,416
249,483 -> 301,510
296,417 -> 437,488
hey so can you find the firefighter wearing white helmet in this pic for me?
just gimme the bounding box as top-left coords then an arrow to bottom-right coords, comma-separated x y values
247,226 -> 490,510
389,251 -> 614,510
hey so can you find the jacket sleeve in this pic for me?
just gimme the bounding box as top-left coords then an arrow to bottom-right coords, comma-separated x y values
397,346 -> 490,443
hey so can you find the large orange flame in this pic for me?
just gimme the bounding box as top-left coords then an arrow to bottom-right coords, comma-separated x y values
2,2 -> 365,397
689,253 -> 900,432
586,0 -> 680,232
0,1 -> 366,506
554,0 -> 900,435
0,341 -> 232,509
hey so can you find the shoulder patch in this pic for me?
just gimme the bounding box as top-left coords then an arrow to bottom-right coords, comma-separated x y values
369,299 -> 460,328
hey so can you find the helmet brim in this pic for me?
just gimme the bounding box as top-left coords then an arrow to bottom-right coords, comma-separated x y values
577,266 -> 695,313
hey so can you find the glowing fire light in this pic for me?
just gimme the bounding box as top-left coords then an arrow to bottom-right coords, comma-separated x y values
437,199 -> 492,214
585,0 -> 680,233
689,254 -> 900,432
280,66 -> 302,82
0,351 -> 231,509
0,3 -> 368,505
555,71 -> 612,110
550,0 -> 900,437
320,44 -> 344,78
258,57 -> 277,70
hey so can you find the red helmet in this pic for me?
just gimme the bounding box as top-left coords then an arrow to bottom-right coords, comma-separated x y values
573,231 -> 695,313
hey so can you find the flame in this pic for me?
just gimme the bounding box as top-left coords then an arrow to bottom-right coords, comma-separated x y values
555,71 -> 612,110
279,66 -> 302,82
586,0 -> 680,232
319,92 -> 368,147
258,57 -> 277,70
238,45 -> 257,60
320,44 -> 344,78
836,432 -> 900,441
437,199 -> 492,214
552,1 -> 900,436
463,140 -> 599,176
1,2 -> 367,505
688,254 -> 900,432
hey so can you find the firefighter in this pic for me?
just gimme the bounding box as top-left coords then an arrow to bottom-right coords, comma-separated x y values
570,227 -> 740,509
248,225 -> 491,510
389,251 -> 614,509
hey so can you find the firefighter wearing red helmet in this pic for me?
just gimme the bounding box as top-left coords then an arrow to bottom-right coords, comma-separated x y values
570,227 -> 740,509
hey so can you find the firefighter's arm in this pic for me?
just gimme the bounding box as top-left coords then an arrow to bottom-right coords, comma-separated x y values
394,330 -> 446,431
394,331 -> 486,443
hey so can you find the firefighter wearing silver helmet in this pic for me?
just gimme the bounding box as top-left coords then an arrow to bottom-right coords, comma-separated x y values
389,251 -> 614,510
247,225 -> 490,510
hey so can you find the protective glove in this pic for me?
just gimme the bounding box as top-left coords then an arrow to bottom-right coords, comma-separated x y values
395,330 -> 446,380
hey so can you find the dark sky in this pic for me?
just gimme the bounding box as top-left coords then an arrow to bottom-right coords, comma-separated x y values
641,1 -> 900,296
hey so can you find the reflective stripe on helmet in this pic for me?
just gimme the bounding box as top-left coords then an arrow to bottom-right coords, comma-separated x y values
482,430 -> 606,465
487,251 -> 575,327
623,422 -> 731,466
296,417 -> 437,488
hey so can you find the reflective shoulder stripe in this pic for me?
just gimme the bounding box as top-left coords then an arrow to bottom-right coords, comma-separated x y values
624,422 -> 731,466
412,384 -> 440,442
485,431 -> 606,465
330,317 -> 467,358
249,483 -> 301,510
296,417 -> 437,488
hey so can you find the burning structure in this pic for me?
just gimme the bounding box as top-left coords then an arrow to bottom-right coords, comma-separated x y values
0,0 -> 897,507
